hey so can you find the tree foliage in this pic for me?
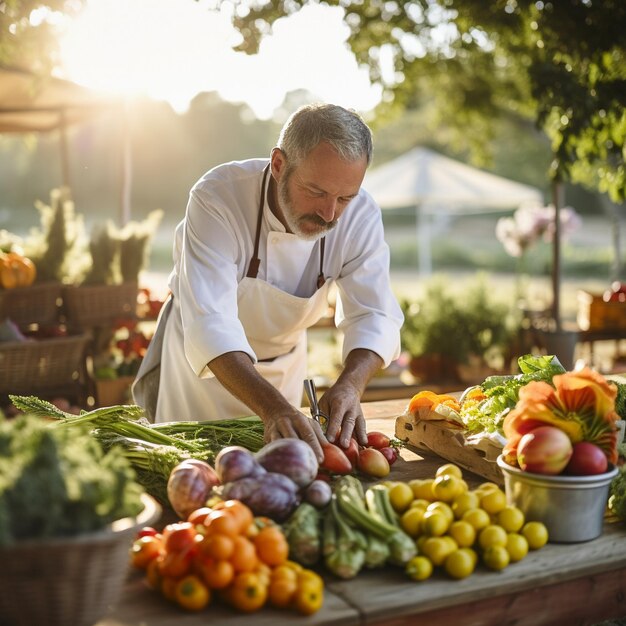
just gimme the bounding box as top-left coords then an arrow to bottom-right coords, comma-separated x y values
0,1 -> 84,71
228,0 -> 626,201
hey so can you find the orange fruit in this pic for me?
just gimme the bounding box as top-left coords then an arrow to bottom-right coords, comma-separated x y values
230,535 -> 259,573
221,500 -> 254,534
253,526 -> 289,567
199,533 -> 235,561
204,510 -> 239,538
199,558 -> 235,589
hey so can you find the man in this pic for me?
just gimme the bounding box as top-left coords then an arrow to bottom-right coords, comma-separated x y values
133,103 -> 403,462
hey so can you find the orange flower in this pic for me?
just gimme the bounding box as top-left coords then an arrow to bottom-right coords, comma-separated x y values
502,367 -> 619,466
408,391 -> 460,415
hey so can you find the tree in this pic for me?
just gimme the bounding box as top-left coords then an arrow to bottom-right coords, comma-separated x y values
0,1 -> 84,71
228,0 -> 625,202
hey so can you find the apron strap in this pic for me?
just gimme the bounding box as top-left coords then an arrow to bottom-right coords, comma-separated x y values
247,163 -> 326,290
317,238 -> 326,289
246,164 -> 270,279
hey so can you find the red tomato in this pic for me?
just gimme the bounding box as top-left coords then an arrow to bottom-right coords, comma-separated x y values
339,438 -> 360,468
366,431 -> 391,450
188,507 -> 214,526
158,550 -> 194,578
319,442 -> 352,475
130,535 -> 163,569
163,522 -> 197,553
137,526 -> 159,538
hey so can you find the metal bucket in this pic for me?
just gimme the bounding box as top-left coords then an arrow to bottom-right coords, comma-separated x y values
497,456 -> 617,543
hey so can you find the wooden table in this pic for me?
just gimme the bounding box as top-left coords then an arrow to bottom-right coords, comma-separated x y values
97,398 -> 626,626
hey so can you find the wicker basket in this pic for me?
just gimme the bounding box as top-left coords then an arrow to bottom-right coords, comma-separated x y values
0,282 -> 63,329
62,282 -> 138,330
0,334 -> 91,397
0,493 -> 160,626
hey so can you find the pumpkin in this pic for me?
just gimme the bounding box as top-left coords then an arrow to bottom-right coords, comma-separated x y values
0,252 -> 37,289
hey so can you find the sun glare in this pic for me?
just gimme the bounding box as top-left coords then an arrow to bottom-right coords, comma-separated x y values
58,0 -> 380,117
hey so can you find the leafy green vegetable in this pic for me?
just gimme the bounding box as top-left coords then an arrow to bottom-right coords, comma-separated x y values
9,395 -> 266,505
460,354 -> 566,435
613,381 -> 626,420
0,414 -> 144,546
282,503 -> 322,566
609,464 -> 626,523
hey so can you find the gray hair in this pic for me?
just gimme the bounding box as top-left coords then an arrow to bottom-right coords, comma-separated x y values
277,103 -> 373,167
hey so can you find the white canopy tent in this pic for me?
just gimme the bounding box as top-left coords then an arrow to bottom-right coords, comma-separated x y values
363,147 -> 544,275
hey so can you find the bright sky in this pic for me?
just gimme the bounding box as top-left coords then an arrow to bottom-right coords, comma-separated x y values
57,0 -> 383,119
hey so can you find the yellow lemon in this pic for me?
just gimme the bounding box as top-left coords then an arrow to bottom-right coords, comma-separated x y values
444,548 -> 475,579
497,505 -> 525,533
421,511 -> 449,537
416,534 -> 429,553
432,474 -> 464,502
461,507 -> 491,532
435,463 -> 464,479
506,533 -> 529,562
522,521 -> 549,550
448,520 -> 476,548
459,546 -> 478,568
410,478 -> 436,501
405,555 -> 433,581
478,524 -> 508,550
476,482 -> 500,494
479,488 -> 507,515
421,537 -> 454,567
389,482 -> 415,513
426,501 -> 454,525
451,491 -> 480,519
400,507 -> 426,538
482,544 -> 510,571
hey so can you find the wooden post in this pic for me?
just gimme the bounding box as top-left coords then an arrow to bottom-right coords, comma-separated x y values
119,100 -> 132,226
59,108 -> 71,191
551,179 -> 564,332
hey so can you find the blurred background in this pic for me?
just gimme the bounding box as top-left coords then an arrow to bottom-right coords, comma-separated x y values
0,0 -> 624,406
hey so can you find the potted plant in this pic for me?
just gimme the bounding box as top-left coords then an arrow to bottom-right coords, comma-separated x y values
0,412 -> 159,626
400,276 -> 517,385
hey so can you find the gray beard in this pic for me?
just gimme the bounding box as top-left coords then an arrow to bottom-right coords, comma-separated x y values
277,176 -> 336,241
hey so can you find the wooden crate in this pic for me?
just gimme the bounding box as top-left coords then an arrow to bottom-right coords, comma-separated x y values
577,290 -> 626,332
395,413 -> 504,484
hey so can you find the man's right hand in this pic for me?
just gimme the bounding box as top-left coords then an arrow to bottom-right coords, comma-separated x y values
263,408 -> 327,463
208,351 -> 327,463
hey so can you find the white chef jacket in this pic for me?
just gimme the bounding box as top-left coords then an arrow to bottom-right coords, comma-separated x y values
151,158 -> 403,421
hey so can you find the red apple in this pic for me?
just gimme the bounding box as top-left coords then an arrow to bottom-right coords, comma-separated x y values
564,441 -> 608,475
517,426 -> 573,475
357,447 -> 390,478
366,431 -> 391,450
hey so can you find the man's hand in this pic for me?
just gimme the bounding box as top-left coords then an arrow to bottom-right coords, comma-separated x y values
208,351 -> 327,462
263,407 -> 326,463
318,348 -> 384,449
318,382 -> 367,449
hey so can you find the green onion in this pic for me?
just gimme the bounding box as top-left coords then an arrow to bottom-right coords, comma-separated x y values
9,395 -> 266,506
